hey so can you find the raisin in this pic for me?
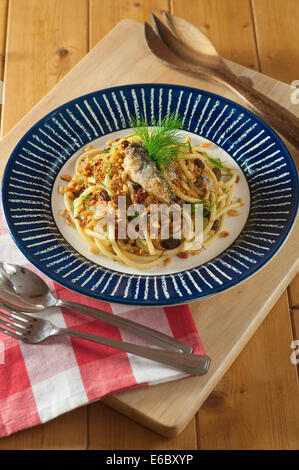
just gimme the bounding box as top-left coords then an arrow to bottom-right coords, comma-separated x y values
212,167 -> 222,181
195,175 -> 209,189
98,189 -> 110,201
111,194 -> 119,205
194,158 -> 205,170
161,238 -> 181,250
178,252 -> 189,259
121,139 -> 129,149
211,219 -> 220,231
132,181 -> 141,191
112,194 -> 130,207
135,188 -> 148,203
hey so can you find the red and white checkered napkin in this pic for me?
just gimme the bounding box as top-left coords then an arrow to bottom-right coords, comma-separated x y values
0,207 -> 205,438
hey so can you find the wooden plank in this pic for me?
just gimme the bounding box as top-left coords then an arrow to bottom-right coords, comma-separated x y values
251,0 -> 299,83
252,0 -> 299,429
88,5 -> 299,447
89,0 -> 170,47
171,0 -> 259,70
288,273 -> 299,307
0,0 -> 8,120
0,0 -> 89,449
197,292 -> 299,449
0,0 -> 7,80
0,408 -> 87,450
0,20 -> 297,439
88,0 -> 197,447
1,0 -> 89,135
170,1 -> 299,448
288,273 -> 299,344
88,402 -> 197,450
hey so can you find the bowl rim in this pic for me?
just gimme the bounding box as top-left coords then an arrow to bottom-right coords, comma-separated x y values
2,82 -> 298,306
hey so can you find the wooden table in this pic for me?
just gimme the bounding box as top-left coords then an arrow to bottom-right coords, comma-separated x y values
0,0 -> 298,450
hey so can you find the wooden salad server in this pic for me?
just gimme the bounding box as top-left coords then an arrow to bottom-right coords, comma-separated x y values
145,12 -> 299,150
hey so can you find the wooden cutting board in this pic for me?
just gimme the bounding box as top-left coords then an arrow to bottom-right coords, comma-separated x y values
0,19 -> 298,437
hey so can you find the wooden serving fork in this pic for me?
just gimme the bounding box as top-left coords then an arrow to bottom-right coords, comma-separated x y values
145,12 -> 299,150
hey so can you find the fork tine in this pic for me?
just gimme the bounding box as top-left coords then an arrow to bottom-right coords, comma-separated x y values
0,325 -> 24,340
0,309 -> 30,327
151,13 -> 191,61
144,22 -> 187,70
151,13 -> 175,43
0,317 -> 28,334
0,304 -> 36,322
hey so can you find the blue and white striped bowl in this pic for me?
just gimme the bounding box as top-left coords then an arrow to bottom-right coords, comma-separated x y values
2,84 -> 298,305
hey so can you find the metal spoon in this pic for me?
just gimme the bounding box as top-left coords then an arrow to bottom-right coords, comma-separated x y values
0,262 -> 193,353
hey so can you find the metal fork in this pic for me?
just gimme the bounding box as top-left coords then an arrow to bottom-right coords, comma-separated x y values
0,308 -> 211,376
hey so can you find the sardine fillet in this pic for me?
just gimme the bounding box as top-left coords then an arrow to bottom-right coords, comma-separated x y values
123,143 -> 176,204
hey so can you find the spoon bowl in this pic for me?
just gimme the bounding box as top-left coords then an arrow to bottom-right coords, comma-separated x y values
0,262 -> 54,311
153,12 -> 222,70
162,11 -> 219,58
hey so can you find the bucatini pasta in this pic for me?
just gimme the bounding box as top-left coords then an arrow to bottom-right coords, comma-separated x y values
60,119 -> 242,269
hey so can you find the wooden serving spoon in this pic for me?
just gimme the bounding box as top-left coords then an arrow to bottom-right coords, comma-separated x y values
146,13 -> 299,150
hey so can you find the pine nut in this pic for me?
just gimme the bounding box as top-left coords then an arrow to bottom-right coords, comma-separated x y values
66,191 -> 75,200
61,175 -> 72,182
88,246 -> 99,254
228,209 -> 240,216
122,171 -> 128,182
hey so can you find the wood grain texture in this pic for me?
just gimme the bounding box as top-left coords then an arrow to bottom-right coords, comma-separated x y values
252,0 -> 299,83
1,0 -> 89,135
0,0 -> 89,449
88,402 -> 197,450
89,0 -> 170,47
0,0 -> 8,126
197,292 -> 299,450
288,273 -> 299,308
88,0 -> 197,448
0,21 -> 297,442
288,274 -> 299,349
167,2 -> 299,447
171,0 -> 259,70
0,6 -> 297,447
0,0 -> 7,79
0,408 -> 87,450
251,0 -> 299,436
